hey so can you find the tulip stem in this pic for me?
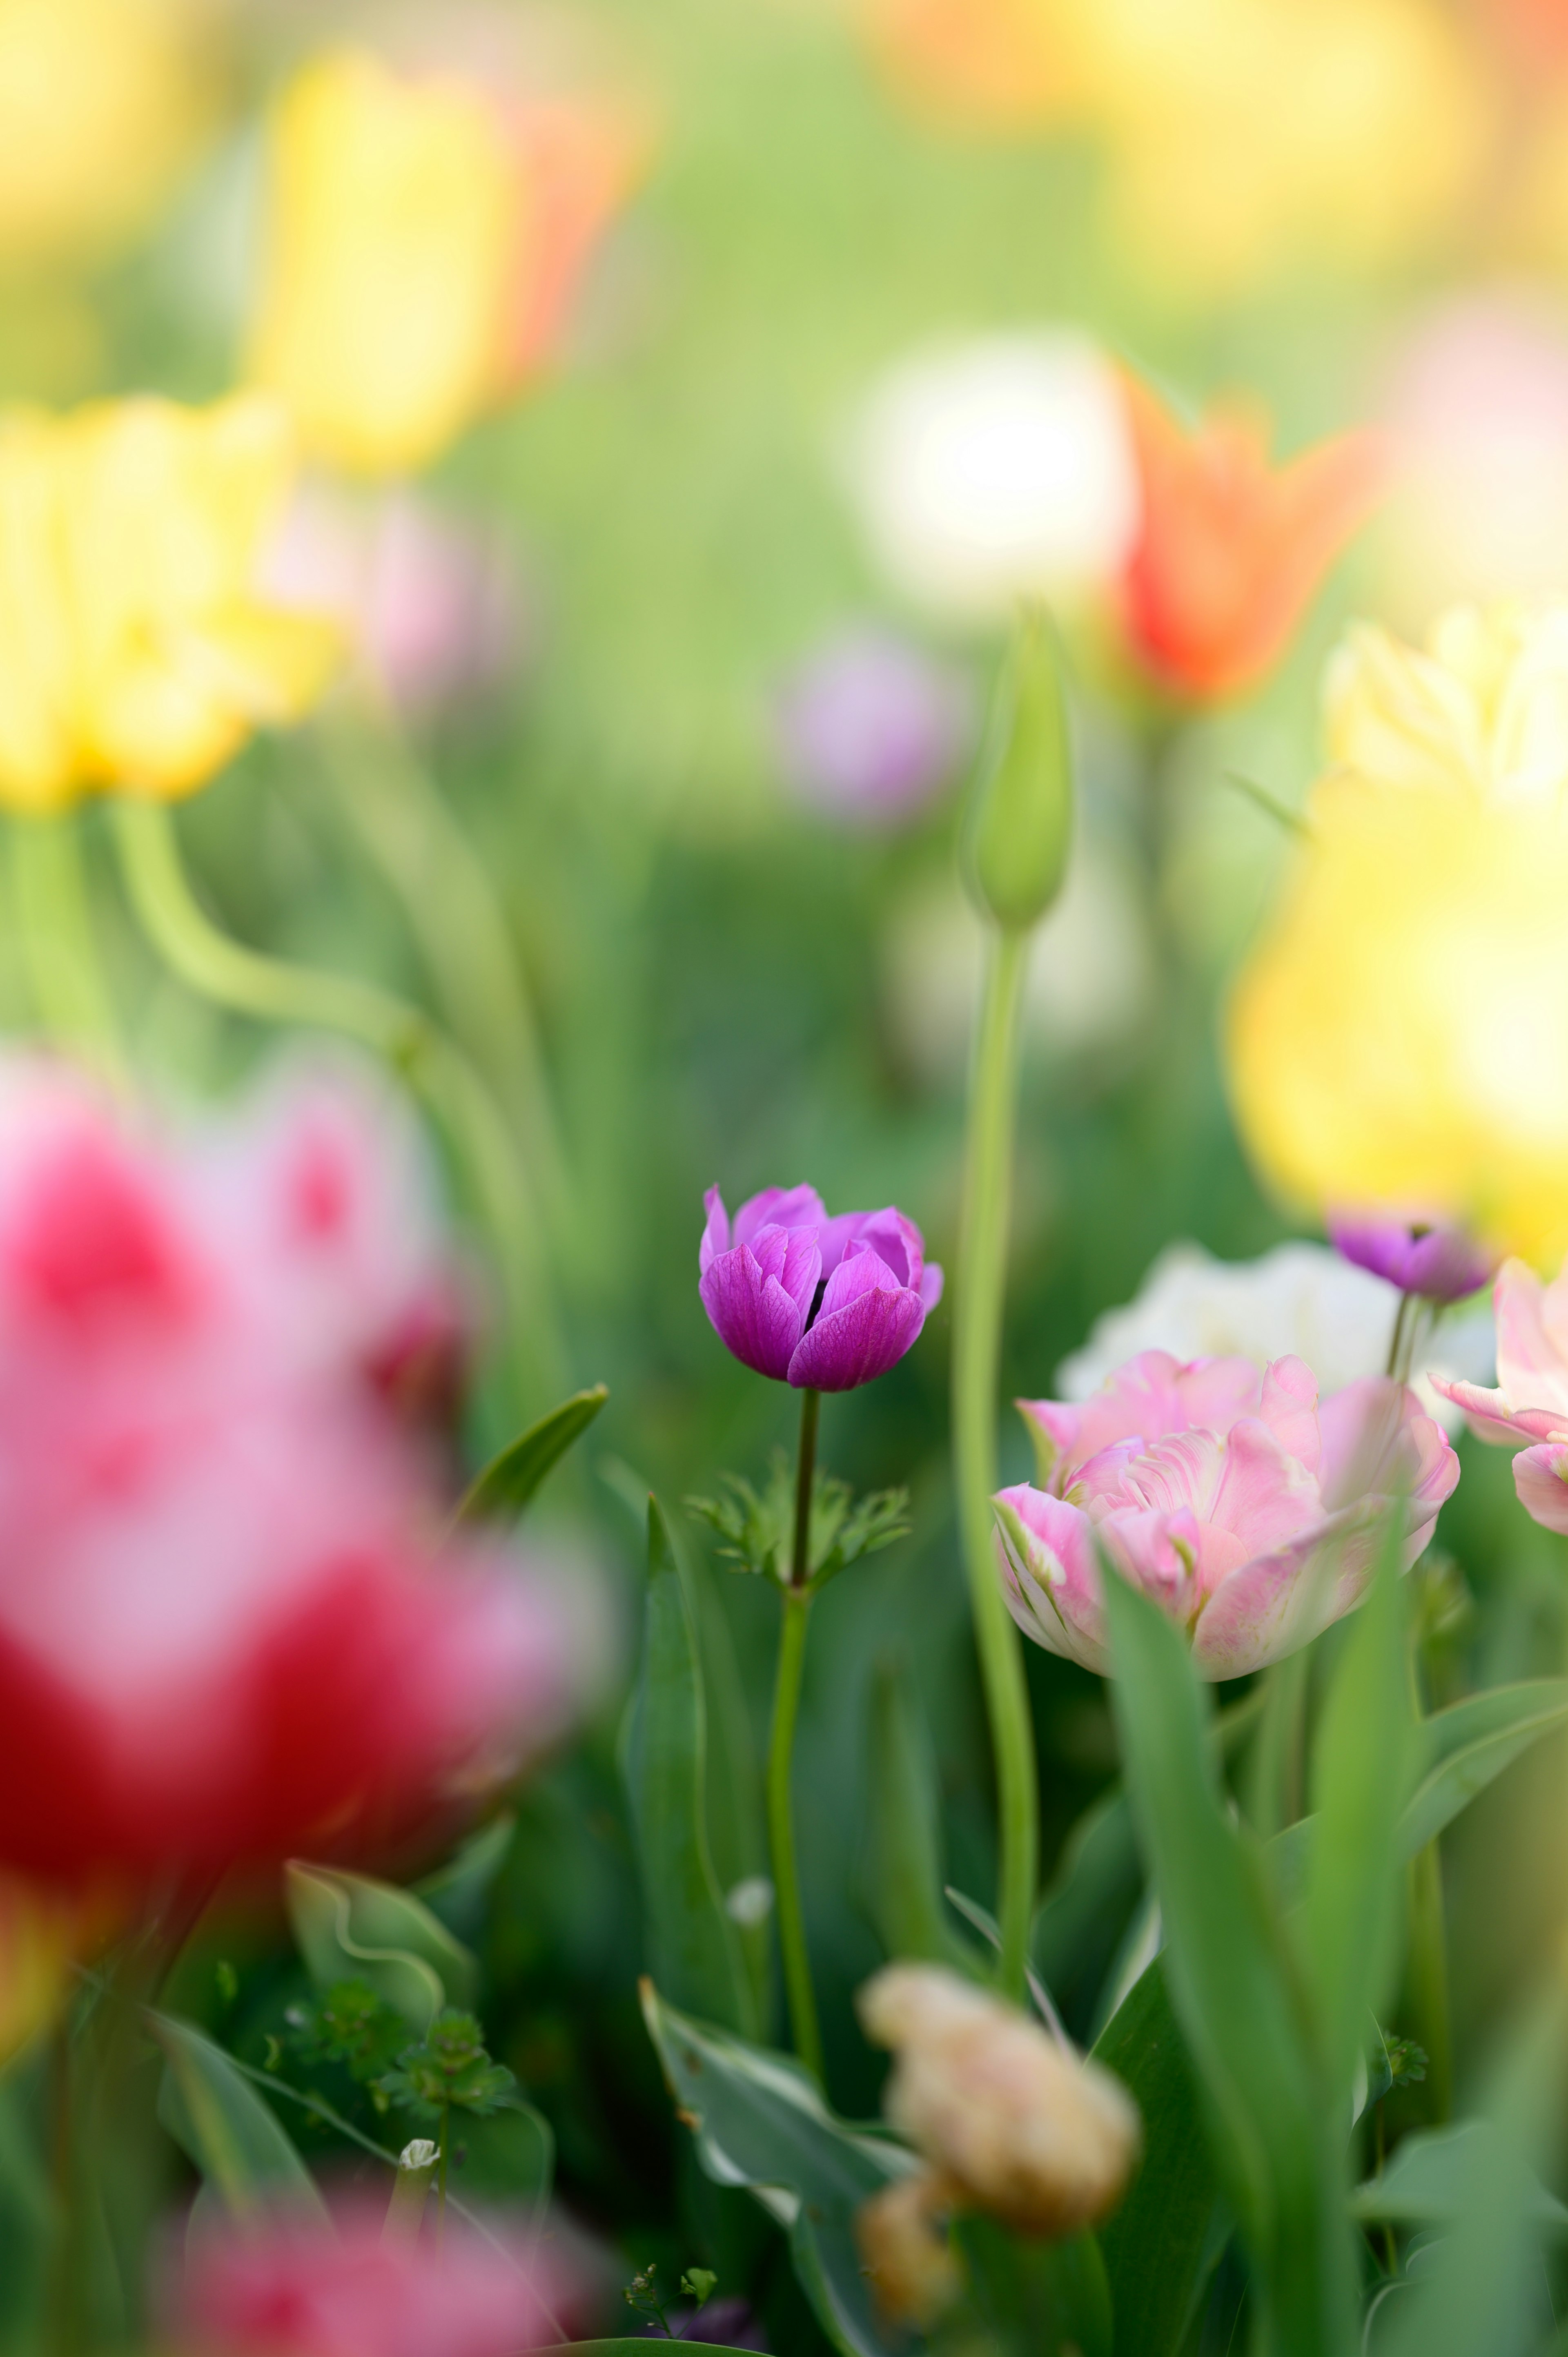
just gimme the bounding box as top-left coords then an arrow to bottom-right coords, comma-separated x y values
7,812 -> 128,1093
953,926 -> 1038,2002
767,1386 -> 824,2083
110,796 -> 564,1418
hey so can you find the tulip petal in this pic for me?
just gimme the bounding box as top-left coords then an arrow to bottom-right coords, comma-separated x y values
1427,1373 -> 1562,1448
1492,1258 -> 1568,1423
787,1266 -> 924,1391
698,1243 -> 810,1382
699,1185 -> 731,1276
732,1184 -> 827,1253
1514,1444 -> 1568,1535
992,1485 -> 1105,1672
920,1261 -> 944,1311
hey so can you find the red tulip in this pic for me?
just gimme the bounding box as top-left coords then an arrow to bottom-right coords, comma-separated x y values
0,1060 -> 568,1886
1118,373 -> 1385,702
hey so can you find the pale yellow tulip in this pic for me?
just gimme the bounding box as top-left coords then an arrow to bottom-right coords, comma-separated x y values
0,0 -> 217,268
0,395 -> 340,812
1227,770 -> 1568,1268
1325,604 -> 1568,803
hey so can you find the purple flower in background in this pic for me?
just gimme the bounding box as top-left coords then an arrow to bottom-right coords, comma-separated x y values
699,1184 -> 942,1391
773,628 -> 972,826
1327,1212 -> 1494,1303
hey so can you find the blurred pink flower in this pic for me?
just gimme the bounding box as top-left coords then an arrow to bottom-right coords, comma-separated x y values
0,1059 -> 569,1886
771,628 -> 972,827
998,1349 -> 1457,1677
1433,1257 -> 1568,1532
1327,1212 -> 1494,1303
265,484 -> 526,718
170,2204 -> 569,2357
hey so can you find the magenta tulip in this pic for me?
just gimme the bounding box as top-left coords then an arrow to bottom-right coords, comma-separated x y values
699,1184 -> 942,1391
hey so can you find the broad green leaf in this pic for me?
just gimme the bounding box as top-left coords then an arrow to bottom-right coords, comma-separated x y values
863,1655 -> 973,1970
414,1814 -> 515,1942
686,1541 -> 772,2031
955,2214 -> 1111,2357
623,1499 -> 755,2036
456,1385 -> 608,1526
285,1862 -> 476,2032
1401,1679 -> 1568,1857
1092,1959 -> 1219,2357
1352,2123 -> 1568,2230
452,2096 -> 554,2212
1031,1786 -> 1143,2039
151,2015 -> 324,2220
1376,1984 -> 1568,2357
1100,1564 -> 1354,2357
1300,1527 -> 1414,2097
639,1979 -> 918,2357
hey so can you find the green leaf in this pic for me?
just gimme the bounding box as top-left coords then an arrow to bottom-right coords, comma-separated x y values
954,2214 -> 1111,2357
554,2345 -> 766,2355
862,1655 -> 974,1970
413,1814 -> 515,1942
1401,1678 -> 1568,1857
285,1861 -> 476,2033
1352,2123 -> 1568,2231
688,1457 -> 908,1591
456,1384 -> 608,1526
151,2014 -> 325,2220
1299,1524 -> 1415,2097
1092,1959 -> 1219,2357
1031,1785 -> 1143,2038
1374,1983 -> 1568,2357
1100,1563 -> 1353,2357
452,2097 -> 554,2212
623,1498 -> 756,2037
686,1542 -> 772,2032
639,1979 -> 919,2357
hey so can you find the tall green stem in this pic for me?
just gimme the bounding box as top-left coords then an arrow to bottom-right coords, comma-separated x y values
768,1386 -> 824,2081
1405,1644 -> 1452,2118
8,813 -> 127,1090
110,797 -> 563,1418
953,927 -> 1038,2000
317,706 -> 569,1223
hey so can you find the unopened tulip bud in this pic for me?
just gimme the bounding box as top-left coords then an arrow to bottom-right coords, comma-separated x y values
858,1964 -> 1140,2238
855,2173 -> 962,2329
962,609 -> 1074,933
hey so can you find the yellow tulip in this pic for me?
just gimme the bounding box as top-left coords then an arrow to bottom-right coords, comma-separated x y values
0,0 -> 217,268
1325,603 -> 1568,804
1227,766 -> 1568,1270
0,394 -> 340,812
246,49 -> 632,480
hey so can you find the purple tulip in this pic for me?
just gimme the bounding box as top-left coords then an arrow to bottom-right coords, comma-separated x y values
1327,1212 -> 1494,1303
699,1184 -> 943,1391
772,629 -> 972,826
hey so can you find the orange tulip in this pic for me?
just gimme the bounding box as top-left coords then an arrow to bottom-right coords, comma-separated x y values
1118,375 -> 1385,702
860,0 -> 1072,129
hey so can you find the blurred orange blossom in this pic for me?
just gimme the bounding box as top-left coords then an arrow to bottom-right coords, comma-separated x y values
1119,375 -> 1385,702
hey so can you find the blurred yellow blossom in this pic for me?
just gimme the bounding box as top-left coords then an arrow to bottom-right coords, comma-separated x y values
0,395 -> 341,813
1227,610 -> 1568,1264
247,48 -> 633,479
0,0 -> 218,270
1325,604 -> 1568,803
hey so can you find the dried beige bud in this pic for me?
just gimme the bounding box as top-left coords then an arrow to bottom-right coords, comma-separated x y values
858,1964 -> 1140,2238
855,2171 -> 962,2330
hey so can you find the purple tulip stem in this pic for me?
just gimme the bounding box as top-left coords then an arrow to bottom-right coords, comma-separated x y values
767,1387 -> 825,2083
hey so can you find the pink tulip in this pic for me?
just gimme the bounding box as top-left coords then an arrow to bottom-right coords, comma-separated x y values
0,1059 -> 569,1885
998,1349 -> 1458,1677
1433,1259 -> 1568,1533
169,2204 -> 570,2357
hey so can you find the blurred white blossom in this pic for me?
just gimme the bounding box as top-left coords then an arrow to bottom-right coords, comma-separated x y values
847,331 -> 1141,620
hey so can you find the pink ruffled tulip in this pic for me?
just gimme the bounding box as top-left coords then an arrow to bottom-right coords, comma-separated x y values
0,1059 -> 568,1886
1432,1258 -> 1568,1533
997,1349 -> 1458,1677
169,2205 -> 570,2357
699,1184 -> 942,1391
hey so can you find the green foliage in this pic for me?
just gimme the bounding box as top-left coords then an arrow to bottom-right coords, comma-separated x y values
639,1979 -> 919,2357
375,2009 -> 517,2123
1092,1961 -> 1219,2357
862,1653 -> 977,1971
944,2216 -> 1111,2357
284,1976 -> 407,2085
152,2014 -> 324,2221
623,1496 -> 759,2038
688,1455 -> 909,1593
456,1383 -> 609,1526
285,1859 -> 477,2032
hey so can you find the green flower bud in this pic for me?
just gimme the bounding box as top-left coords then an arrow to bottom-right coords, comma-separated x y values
962,609 -> 1074,932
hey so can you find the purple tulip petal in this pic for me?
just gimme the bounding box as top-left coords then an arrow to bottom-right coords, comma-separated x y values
733,1185 -> 827,1253
787,1278 -> 924,1391
1328,1212 -> 1493,1302
699,1245 -> 809,1381
749,1222 -> 824,1321
699,1186 -> 732,1276
919,1261 -> 944,1312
